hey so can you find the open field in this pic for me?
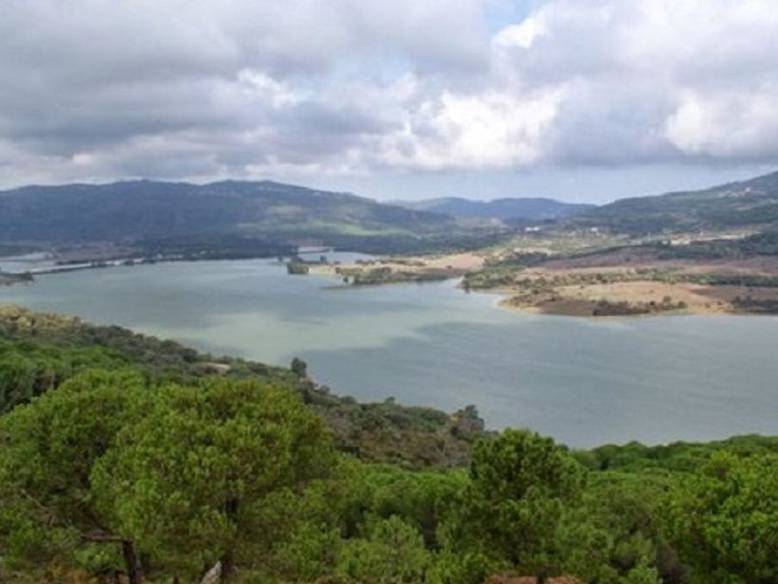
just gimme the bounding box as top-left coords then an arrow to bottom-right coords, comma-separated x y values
465,232 -> 778,317
499,277 -> 778,316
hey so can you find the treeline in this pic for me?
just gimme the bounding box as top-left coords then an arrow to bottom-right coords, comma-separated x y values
124,228 -> 511,264
319,230 -> 512,256
653,231 -> 778,260
137,234 -> 296,261
0,272 -> 34,287
590,298 -> 687,317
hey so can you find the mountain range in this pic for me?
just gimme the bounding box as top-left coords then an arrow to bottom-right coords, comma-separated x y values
3,171 -> 778,257
0,180 -> 452,243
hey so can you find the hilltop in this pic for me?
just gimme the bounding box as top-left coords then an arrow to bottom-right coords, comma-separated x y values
572,170 -> 778,235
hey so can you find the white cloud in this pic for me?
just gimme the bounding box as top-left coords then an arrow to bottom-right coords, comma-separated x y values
665,87 -> 778,158
494,17 -> 547,50
236,71 -> 303,109
380,89 -> 564,170
1,0 -> 778,188
488,0 -> 778,165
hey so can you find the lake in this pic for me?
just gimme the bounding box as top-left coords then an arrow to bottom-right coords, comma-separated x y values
2,255 -> 778,448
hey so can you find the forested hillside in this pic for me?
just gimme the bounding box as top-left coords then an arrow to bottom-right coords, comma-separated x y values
0,181 -> 503,256
6,171 -> 778,262
573,170 -> 778,235
1,306 -> 778,583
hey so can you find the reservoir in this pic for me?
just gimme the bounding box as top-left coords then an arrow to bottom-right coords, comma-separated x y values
2,255 -> 778,448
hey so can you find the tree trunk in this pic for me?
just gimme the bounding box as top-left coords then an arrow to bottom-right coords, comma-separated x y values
122,539 -> 143,584
221,498 -> 240,579
221,548 -> 235,580
81,533 -> 143,584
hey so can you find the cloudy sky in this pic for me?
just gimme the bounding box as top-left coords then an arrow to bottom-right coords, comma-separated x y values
2,0 -> 778,202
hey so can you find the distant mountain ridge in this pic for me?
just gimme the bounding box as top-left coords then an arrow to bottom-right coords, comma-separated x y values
393,196 -> 594,221
4,171 -> 778,256
573,170 -> 778,234
0,179 -> 456,249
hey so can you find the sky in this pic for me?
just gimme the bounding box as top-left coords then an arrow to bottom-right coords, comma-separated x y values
2,0 -> 778,203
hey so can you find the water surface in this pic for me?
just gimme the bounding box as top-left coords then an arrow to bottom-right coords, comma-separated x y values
2,256 -> 777,447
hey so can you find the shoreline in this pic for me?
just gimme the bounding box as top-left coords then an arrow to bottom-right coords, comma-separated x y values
2,301 -> 777,449
308,254 -> 778,318
490,285 -> 778,318
6,250 -> 778,318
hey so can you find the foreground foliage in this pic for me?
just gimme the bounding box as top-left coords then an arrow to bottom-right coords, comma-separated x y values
2,368 -> 777,583
0,305 -> 481,469
2,309 -> 778,583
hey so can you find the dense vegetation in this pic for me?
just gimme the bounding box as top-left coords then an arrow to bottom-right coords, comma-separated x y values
1,307 -> 777,583
137,235 -> 295,262
337,265 -> 451,286
0,306 -> 480,469
0,180 -> 506,257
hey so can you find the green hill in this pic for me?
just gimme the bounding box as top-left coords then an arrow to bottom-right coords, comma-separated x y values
574,170 -> 778,235
0,180 -> 495,254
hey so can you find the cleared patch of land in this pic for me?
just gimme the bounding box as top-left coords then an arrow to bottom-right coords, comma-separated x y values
499,275 -> 778,316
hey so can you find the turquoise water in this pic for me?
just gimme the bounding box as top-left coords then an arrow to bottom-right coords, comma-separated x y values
2,256 -> 778,447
